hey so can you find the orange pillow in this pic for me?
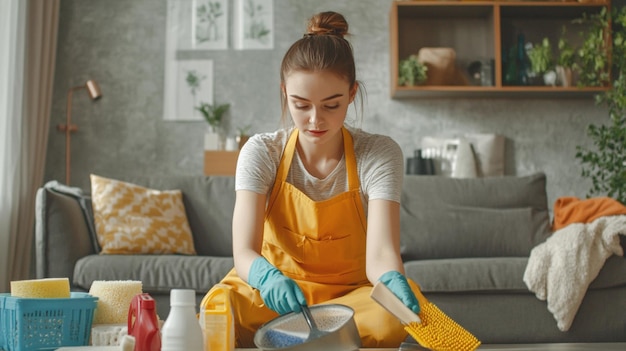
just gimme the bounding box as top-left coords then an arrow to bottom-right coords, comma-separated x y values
552,196 -> 626,231
91,174 -> 196,255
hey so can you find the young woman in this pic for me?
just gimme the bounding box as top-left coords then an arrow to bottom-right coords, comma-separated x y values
217,11 -> 426,348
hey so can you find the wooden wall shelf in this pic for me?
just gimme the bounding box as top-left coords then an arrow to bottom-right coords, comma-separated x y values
389,0 -> 611,99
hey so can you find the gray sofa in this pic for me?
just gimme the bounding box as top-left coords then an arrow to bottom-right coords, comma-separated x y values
35,173 -> 626,344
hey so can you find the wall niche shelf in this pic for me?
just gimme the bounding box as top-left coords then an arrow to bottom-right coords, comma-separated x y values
389,0 -> 611,99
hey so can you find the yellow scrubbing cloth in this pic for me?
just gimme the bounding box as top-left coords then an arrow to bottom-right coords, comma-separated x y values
371,282 -> 480,351
405,301 -> 481,351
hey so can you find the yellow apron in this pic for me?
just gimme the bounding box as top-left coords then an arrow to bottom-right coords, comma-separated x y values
217,127 -> 427,347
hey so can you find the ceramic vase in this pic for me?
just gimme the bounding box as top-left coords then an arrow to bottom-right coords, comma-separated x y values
204,127 -> 220,150
556,66 -> 573,87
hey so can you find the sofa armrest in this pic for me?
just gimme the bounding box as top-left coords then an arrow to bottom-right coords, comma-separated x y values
35,181 -> 98,286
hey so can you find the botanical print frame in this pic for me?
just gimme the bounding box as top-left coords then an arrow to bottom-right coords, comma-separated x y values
192,0 -> 228,50
165,59 -> 214,122
164,0 -> 220,121
233,0 -> 274,50
179,60 -> 214,121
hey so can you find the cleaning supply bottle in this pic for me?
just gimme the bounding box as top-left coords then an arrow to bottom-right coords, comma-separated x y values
161,289 -> 203,351
127,293 -> 161,351
200,284 -> 235,351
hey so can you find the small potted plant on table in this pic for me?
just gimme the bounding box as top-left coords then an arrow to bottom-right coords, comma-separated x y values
196,101 -> 230,150
236,124 -> 252,150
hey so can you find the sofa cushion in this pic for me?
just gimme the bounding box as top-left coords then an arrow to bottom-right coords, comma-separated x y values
91,174 -> 196,255
73,254 -> 234,294
404,256 -> 626,294
406,257 -> 530,293
95,175 -> 236,257
400,173 -> 551,260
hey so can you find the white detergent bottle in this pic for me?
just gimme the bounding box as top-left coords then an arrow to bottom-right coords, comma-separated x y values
161,289 -> 204,351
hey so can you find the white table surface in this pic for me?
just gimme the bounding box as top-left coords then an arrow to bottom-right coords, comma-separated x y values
476,343 -> 626,350
56,343 -> 626,351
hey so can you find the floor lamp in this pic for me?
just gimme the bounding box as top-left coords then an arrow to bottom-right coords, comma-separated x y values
57,79 -> 102,185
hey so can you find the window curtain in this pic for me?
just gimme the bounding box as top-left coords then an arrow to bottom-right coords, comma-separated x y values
0,0 -> 59,292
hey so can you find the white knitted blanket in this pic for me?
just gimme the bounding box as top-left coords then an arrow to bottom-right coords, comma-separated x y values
523,215 -> 626,331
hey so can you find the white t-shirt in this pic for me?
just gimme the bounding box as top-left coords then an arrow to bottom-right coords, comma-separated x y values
235,127 -> 404,210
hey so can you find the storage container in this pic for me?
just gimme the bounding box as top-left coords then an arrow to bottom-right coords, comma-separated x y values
200,284 -> 235,351
0,292 -> 98,351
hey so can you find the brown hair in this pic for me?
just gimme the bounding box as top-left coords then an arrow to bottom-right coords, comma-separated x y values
279,11 -> 363,126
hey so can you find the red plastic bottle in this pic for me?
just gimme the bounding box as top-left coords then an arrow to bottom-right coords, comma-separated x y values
128,293 -> 161,351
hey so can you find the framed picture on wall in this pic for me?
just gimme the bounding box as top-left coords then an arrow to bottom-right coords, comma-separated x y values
165,59 -> 214,121
165,0 -> 228,51
192,0 -> 228,50
233,0 -> 274,50
164,0 -> 220,121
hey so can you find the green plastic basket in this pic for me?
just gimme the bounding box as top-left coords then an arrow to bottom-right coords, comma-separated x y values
0,292 -> 98,351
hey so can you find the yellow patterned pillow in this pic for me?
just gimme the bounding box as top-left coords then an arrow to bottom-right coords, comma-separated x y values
90,174 -> 196,255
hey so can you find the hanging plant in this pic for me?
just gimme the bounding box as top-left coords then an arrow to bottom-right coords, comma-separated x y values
575,6 -> 626,204
573,7 -> 611,87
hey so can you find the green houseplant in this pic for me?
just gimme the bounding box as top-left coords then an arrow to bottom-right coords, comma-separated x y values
398,55 -> 428,86
556,27 -> 577,87
573,7 -> 611,87
196,101 -> 230,131
557,38 -> 576,69
196,101 -> 230,150
527,37 -> 555,85
575,6 -> 626,204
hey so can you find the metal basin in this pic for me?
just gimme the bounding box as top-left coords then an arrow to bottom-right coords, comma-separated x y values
254,304 -> 361,351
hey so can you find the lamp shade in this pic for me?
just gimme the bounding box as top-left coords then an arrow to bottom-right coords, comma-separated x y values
86,79 -> 102,100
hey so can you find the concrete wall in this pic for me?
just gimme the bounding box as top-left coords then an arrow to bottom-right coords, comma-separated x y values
46,0 -> 612,209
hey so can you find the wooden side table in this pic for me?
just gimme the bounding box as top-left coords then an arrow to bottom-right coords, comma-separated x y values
203,151 -> 239,176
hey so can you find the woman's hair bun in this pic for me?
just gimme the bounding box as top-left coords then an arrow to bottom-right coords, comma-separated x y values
305,11 -> 349,38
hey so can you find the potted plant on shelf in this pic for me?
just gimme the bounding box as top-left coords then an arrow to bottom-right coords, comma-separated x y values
575,6 -> 626,204
398,55 -> 428,86
556,30 -> 577,87
196,101 -> 230,150
526,37 -> 556,86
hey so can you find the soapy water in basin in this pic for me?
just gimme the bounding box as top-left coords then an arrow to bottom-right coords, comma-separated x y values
257,305 -> 353,349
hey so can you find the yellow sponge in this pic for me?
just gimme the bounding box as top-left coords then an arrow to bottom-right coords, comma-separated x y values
89,280 -> 142,324
10,277 -> 70,298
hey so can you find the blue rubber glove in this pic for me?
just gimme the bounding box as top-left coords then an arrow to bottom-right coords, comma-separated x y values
379,270 -> 420,314
247,257 -> 307,315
